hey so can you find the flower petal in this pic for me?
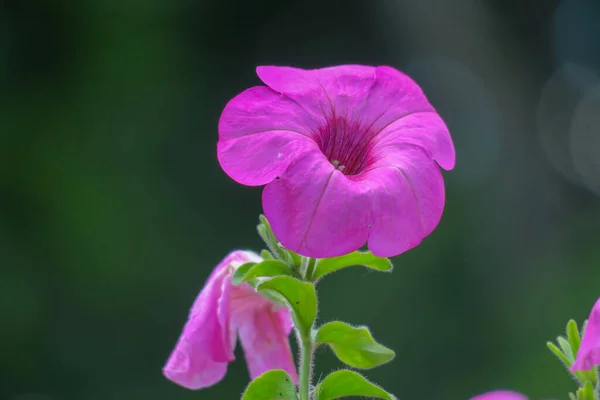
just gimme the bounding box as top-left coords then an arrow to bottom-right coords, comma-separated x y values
217,130 -> 314,186
185,266 -> 233,363
571,297 -> 600,371
351,66 -> 436,133
470,391 -> 528,400
162,335 -> 229,389
368,143 -> 446,238
262,148 -> 372,258
257,65 -> 376,121
256,65 -> 454,172
163,251 -> 262,389
218,86 -> 313,140
374,109 -> 456,171
235,306 -> 298,383
358,165 -> 423,258
166,251 -> 249,377
217,86 -> 316,186
276,306 -> 294,336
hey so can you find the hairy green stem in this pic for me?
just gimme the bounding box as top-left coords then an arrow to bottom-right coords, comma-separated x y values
305,258 -> 317,281
299,256 -> 310,278
298,334 -> 314,400
298,256 -> 317,399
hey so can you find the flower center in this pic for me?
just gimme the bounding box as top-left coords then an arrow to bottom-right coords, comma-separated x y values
314,116 -> 373,176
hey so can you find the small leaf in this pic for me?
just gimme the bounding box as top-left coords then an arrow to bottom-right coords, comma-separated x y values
232,262 -> 257,285
547,342 -> 571,367
242,370 -> 298,400
557,336 -> 575,362
312,251 -> 392,281
313,370 -> 396,400
287,249 -> 302,266
567,319 -> 582,356
261,249 -> 275,260
582,381 -> 595,400
258,216 -> 288,261
257,276 -> 317,336
569,393 -> 577,400
315,321 -> 395,369
278,247 -> 296,267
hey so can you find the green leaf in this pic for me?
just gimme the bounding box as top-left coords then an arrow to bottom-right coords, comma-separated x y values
258,216 -> 289,262
567,319 -> 582,356
257,276 -> 317,336
232,262 -> 258,285
313,370 -> 396,400
569,393 -> 577,400
557,336 -> 575,362
287,249 -> 302,266
311,251 -> 392,281
257,215 -> 299,267
315,321 -> 395,369
242,369 -> 298,400
581,381 -> 595,400
547,341 -> 571,367
234,260 -> 295,286
261,249 -> 275,260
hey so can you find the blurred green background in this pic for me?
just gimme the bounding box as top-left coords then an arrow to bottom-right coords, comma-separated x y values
2,0 -> 600,399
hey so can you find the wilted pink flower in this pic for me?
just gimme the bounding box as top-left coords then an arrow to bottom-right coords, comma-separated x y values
571,297 -> 600,371
218,65 -> 455,258
163,250 -> 297,389
470,391 -> 528,400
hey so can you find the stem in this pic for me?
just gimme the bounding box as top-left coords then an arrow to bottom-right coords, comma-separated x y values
305,258 -> 317,281
298,334 -> 314,400
299,256 -> 310,278
298,256 -> 317,399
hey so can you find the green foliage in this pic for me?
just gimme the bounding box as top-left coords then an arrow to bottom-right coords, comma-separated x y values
548,319 -> 599,389
575,381 -> 597,400
315,321 -> 395,369
232,259 -> 295,285
257,215 -> 295,265
257,276 -> 317,337
261,249 -> 275,260
547,341 -> 571,367
242,370 -> 298,400
313,370 -> 396,400
232,262 -> 258,285
558,336 -> 575,363
567,319 -> 582,356
310,251 -> 392,282
287,249 -> 303,266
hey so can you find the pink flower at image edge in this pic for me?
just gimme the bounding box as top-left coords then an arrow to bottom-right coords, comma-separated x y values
571,297 -> 600,371
163,250 -> 297,389
217,65 -> 456,258
471,391 -> 528,400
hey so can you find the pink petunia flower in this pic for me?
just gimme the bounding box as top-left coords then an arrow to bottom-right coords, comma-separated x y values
217,65 -> 455,258
571,297 -> 600,371
163,250 -> 297,389
470,391 -> 528,400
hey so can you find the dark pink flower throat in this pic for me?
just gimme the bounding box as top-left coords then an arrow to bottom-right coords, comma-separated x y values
314,116 -> 374,176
